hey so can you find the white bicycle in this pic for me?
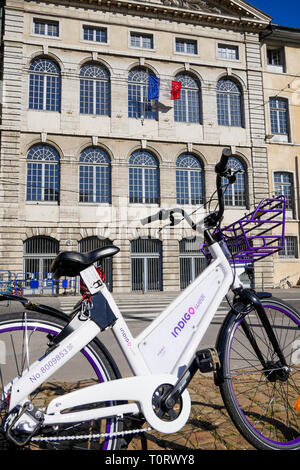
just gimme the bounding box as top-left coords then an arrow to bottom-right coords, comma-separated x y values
0,149 -> 299,451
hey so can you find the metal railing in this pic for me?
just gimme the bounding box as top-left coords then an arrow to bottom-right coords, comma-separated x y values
0,272 -> 78,296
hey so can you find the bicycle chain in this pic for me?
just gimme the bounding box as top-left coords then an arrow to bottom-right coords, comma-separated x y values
31,426 -> 152,443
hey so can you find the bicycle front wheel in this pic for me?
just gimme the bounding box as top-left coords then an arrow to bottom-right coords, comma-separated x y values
0,310 -> 127,450
219,297 -> 300,450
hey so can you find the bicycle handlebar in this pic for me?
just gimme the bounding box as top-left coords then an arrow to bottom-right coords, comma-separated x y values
140,148 -> 234,231
215,147 -> 232,175
204,147 -> 233,228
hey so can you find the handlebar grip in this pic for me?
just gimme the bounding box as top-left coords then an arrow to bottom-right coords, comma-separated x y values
140,210 -> 165,225
140,216 -> 152,225
215,148 -> 232,174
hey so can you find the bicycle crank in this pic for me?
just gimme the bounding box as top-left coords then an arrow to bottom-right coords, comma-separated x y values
152,384 -> 183,422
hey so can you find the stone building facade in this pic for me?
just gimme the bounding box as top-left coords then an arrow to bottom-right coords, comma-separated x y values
0,0 -> 273,293
261,25 -> 300,288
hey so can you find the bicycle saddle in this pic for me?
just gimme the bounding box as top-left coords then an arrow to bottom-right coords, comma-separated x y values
50,245 -> 120,279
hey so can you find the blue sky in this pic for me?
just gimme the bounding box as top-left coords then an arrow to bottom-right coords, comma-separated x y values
248,0 -> 300,28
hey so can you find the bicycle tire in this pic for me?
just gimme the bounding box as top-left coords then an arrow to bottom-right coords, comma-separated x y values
218,297 -> 300,450
0,310 -> 128,450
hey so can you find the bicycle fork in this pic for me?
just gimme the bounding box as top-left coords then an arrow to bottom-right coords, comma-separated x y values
231,289 -> 289,380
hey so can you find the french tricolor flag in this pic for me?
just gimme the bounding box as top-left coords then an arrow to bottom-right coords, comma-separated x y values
171,81 -> 182,100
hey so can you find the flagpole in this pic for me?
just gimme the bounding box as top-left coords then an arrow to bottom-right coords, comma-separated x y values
141,67 -> 148,126
141,85 -> 145,125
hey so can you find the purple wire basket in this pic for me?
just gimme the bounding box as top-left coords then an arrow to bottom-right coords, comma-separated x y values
202,196 -> 286,264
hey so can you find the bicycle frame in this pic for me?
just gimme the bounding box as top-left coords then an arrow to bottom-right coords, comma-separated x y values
6,241 -> 241,434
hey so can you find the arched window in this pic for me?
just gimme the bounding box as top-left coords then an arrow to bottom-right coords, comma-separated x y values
176,153 -> 204,205
80,63 -> 110,115
128,67 -> 157,120
29,58 -> 61,111
79,236 -> 114,291
217,78 -> 243,127
79,147 -> 111,203
130,238 -> 162,291
222,157 -> 246,207
129,150 -> 159,204
179,237 -> 206,289
26,144 -> 60,202
23,236 -> 59,280
174,73 -> 201,123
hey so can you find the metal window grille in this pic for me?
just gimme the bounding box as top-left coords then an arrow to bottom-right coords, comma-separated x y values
221,157 -> 246,207
83,26 -> 107,43
176,153 -> 204,205
130,32 -> 153,49
26,144 -> 60,202
175,39 -> 197,54
217,79 -> 242,127
174,73 -> 201,123
79,147 -> 111,203
179,237 -> 206,289
80,63 -> 110,116
270,98 -> 289,135
129,150 -> 159,204
23,236 -> 59,280
278,236 -> 298,258
29,58 -> 61,111
130,238 -> 162,292
33,19 -> 59,37
79,236 -> 113,291
274,172 -> 294,211
128,67 -> 157,120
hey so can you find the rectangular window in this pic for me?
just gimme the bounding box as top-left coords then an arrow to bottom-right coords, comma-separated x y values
83,25 -> 107,43
270,98 -> 289,137
267,47 -> 285,72
274,172 -> 294,213
217,44 -> 239,60
278,236 -> 298,258
33,19 -> 59,37
175,38 -> 197,55
130,32 -> 153,49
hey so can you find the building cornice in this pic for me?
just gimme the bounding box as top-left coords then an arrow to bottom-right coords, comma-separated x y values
261,24 -> 300,45
20,0 -> 271,31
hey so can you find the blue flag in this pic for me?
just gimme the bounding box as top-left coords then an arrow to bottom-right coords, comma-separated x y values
148,75 -> 160,100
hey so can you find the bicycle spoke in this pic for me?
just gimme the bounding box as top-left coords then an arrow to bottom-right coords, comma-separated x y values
221,299 -> 300,449
0,313 -> 124,450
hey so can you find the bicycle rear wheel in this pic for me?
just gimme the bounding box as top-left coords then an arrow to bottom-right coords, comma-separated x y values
219,297 -> 300,450
0,310 -> 127,450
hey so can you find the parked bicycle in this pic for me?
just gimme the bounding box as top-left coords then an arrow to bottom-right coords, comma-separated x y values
278,276 -> 293,289
0,148 -> 299,451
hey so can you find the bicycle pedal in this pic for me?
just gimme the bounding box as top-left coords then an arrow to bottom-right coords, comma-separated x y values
196,348 -> 220,373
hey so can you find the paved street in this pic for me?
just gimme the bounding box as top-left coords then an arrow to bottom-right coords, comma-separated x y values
2,288 -> 300,378
55,288 -> 300,376
57,288 -> 300,450
0,288 -> 299,450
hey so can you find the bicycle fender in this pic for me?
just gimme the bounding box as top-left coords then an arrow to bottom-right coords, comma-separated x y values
0,293 -> 70,322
